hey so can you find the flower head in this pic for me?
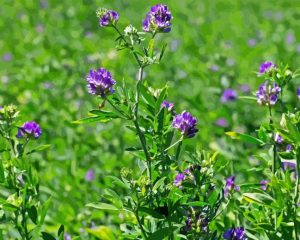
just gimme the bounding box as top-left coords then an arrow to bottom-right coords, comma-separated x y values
142,4 -> 172,33
274,133 -> 283,144
259,61 -> 276,74
216,118 -> 229,127
256,81 -> 281,106
172,111 -> 198,138
86,68 -> 116,98
173,173 -> 185,187
224,176 -> 239,197
260,180 -> 269,191
96,8 -> 119,27
286,144 -> 293,152
85,169 -> 95,182
297,87 -> 300,100
161,100 -> 174,111
223,227 -> 247,240
17,121 -> 42,139
221,89 -> 237,102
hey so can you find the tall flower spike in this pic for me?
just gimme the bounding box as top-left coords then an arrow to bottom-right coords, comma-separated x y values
256,81 -> 281,106
17,121 -> 42,139
142,4 -> 172,33
96,8 -> 119,27
172,111 -> 198,138
86,68 -> 116,98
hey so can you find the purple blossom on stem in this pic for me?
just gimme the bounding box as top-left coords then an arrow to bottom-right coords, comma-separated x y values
224,176 -> 239,197
259,61 -> 276,74
142,4 -> 172,33
172,111 -> 198,138
173,173 -> 185,187
297,87 -> 300,100
85,169 -> 95,181
223,227 -> 247,240
3,53 -> 12,62
260,180 -> 269,191
16,121 -> 42,139
209,64 -> 219,72
221,89 -> 237,102
64,233 -> 71,240
96,8 -> 119,27
216,118 -> 229,127
286,144 -> 293,152
256,81 -> 281,106
274,133 -> 283,144
239,84 -> 250,93
161,100 -> 174,111
86,68 -> 116,98
248,38 -> 257,47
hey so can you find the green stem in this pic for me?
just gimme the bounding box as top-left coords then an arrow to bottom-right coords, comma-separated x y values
133,67 -> 152,181
268,106 -> 276,174
164,137 -> 183,152
112,25 -> 141,67
175,140 -> 183,161
106,98 -> 129,119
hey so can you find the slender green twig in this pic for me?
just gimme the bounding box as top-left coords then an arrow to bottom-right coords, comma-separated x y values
106,98 -> 130,119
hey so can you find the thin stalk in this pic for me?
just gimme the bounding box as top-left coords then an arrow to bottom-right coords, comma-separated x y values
106,98 -> 130,119
164,137 -> 183,152
112,25 -> 141,67
133,67 -> 152,181
268,105 -> 276,174
294,156 -> 300,239
134,191 -> 148,239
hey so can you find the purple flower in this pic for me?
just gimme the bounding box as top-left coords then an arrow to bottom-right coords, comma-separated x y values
64,233 -> 71,240
216,118 -> 229,128
86,68 -> 116,98
142,4 -> 172,33
223,227 -> 247,240
297,87 -> 300,100
286,32 -> 295,44
209,64 -> 219,72
274,133 -> 283,144
161,100 -> 174,111
248,38 -> 257,47
286,144 -> 293,152
282,161 -> 296,171
185,217 -> 193,231
3,53 -> 12,62
96,8 -> 119,27
173,173 -> 185,187
85,169 -> 95,181
172,111 -> 198,138
239,84 -> 250,93
260,180 -> 269,191
224,176 -> 239,197
221,89 -> 237,102
259,61 -> 276,74
16,121 -> 42,139
256,81 -> 281,106
226,58 -> 235,66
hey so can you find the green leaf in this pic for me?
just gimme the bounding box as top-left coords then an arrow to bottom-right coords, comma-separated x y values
140,85 -> 156,107
41,232 -> 56,240
106,176 -> 130,189
159,43 -> 167,61
238,96 -> 257,101
26,144 -> 51,155
86,202 -> 120,211
28,205 -> 38,224
226,132 -> 265,145
139,207 -> 165,219
0,159 -> 4,183
148,227 -> 177,240
86,226 -> 115,240
72,115 -> 113,124
153,177 -> 166,192
57,224 -> 65,238
89,110 -> 119,118
2,203 -> 19,211
148,39 -> 154,58
39,196 -> 52,225
243,192 -> 275,206
184,201 -> 208,207
276,211 -> 283,229
103,189 -> 123,209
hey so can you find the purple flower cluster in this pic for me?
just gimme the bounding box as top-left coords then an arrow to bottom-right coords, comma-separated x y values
86,68 -> 116,98
221,89 -> 237,103
96,8 -> 119,27
142,4 -> 172,33
224,176 -> 240,197
274,133 -> 283,144
172,111 -> 198,138
297,86 -> 300,100
85,169 -> 95,182
216,118 -> 229,128
256,81 -> 281,106
161,100 -> 174,111
259,61 -> 276,74
173,168 -> 194,188
17,121 -> 42,139
260,180 -> 269,191
223,227 -> 247,240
